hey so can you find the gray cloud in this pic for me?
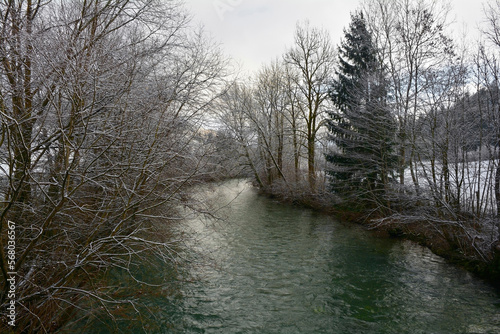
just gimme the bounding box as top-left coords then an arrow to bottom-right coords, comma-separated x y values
186,0 -> 485,74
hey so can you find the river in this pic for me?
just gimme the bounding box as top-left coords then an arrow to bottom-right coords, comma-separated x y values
82,180 -> 500,333
159,180 -> 499,333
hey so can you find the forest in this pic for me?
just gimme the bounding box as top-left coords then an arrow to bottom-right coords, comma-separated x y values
0,0 -> 499,332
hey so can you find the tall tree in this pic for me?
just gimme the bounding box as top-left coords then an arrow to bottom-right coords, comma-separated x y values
253,60 -> 289,186
326,11 -> 397,207
284,22 -> 335,190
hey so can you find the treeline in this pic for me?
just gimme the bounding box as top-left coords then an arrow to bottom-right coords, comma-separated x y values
0,0 -> 230,331
214,0 -> 500,279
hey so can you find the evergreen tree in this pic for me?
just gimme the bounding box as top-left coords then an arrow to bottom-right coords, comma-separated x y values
326,11 -> 398,206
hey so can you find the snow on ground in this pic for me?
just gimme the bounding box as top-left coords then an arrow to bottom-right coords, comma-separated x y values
404,159 -> 499,215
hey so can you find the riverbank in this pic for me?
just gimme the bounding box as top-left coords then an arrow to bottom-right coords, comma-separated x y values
366,216 -> 500,289
255,183 -> 500,288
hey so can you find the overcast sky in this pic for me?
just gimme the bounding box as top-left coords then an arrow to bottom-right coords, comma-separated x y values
184,0 -> 486,75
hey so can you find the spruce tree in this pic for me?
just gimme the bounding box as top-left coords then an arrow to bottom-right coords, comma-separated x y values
326,11 -> 397,206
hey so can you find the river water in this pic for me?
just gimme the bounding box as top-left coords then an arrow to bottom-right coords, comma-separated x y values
160,180 -> 500,333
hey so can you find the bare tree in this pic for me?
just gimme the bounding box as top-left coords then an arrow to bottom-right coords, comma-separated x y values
0,0 -> 228,331
483,1 -> 500,223
363,0 -> 454,191
213,82 -> 266,188
284,22 -> 336,190
283,63 -> 305,184
252,60 -> 292,187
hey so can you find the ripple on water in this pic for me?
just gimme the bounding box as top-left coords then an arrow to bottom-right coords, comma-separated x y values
171,181 -> 500,333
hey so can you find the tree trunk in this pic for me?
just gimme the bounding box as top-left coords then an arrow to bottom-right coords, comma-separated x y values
308,136 -> 315,190
7,1 -> 35,205
495,156 -> 500,241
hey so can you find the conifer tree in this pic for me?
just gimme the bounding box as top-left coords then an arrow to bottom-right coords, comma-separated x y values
326,11 -> 397,206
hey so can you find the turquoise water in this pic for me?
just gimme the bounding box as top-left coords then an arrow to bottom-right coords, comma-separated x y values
166,180 -> 500,333
80,180 -> 500,333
